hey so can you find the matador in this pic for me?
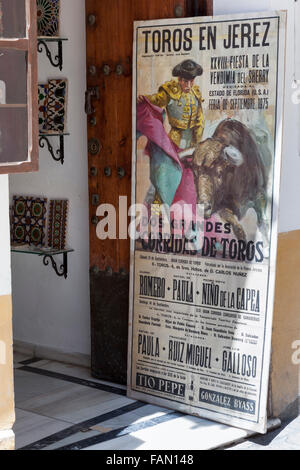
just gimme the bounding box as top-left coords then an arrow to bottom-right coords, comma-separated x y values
139,59 -> 205,149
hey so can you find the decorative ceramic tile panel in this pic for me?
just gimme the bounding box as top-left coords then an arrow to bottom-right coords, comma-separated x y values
37,0 -> 60,37
48,199 -> 68,250
47,79 -> 67,133
38,84 -> 48,132
29,198 -> 48,246
12,196 -> 29,245
12,196 -> 47,246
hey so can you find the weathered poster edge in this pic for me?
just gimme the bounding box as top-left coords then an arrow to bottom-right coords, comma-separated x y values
255,9 -> 287,433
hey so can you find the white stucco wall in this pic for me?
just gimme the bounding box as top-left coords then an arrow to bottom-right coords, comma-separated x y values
9,0 -> 90,356
214,0 -> 300,233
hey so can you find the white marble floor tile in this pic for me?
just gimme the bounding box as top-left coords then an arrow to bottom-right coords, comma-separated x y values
14,369 -> 80,405
13,408 -> 70,449
131,416 -> 255,450
83,414 -> 255,450
283,415 -> 300,432
17,383 -> 135,424
27,360 -> 127,390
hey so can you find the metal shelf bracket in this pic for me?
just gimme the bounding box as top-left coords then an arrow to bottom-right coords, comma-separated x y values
42,252 -> 69,279
37,38 -> 64,71
39,134 -> 65,165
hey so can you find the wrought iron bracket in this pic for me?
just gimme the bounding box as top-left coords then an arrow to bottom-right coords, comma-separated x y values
37,38 -> 63,71
39,134 -> 65,165
42,252 -> 68,279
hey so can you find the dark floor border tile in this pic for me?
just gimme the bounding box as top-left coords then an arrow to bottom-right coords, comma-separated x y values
18,357 -> 44,366
18,365 -> 127,396
19,401 -> 146,450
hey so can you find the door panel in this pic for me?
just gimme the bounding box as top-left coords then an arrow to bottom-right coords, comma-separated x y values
86,0 -> 213,383
86,0 -> 187,274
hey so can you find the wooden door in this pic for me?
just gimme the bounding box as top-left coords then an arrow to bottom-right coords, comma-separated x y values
86,0 -> 213,384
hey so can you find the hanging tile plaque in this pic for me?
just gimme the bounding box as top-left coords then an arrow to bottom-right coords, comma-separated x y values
48,199 -> 68,250
47,79 -> 68,133
37,0 -> 60,37
12,196 -> 47,246
38,84 -> 49,132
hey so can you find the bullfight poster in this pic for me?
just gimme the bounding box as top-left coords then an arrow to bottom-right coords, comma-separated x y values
128,11 -> 286,433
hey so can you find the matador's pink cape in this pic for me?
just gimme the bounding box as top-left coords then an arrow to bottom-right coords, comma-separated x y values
137,98 -> 234,244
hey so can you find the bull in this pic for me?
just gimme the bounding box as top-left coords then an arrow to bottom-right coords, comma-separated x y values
182,119 -> 267,241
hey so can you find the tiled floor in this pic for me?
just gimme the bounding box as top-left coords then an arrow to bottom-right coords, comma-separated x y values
12,353 -> 296,450
225,415 -> 300,450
